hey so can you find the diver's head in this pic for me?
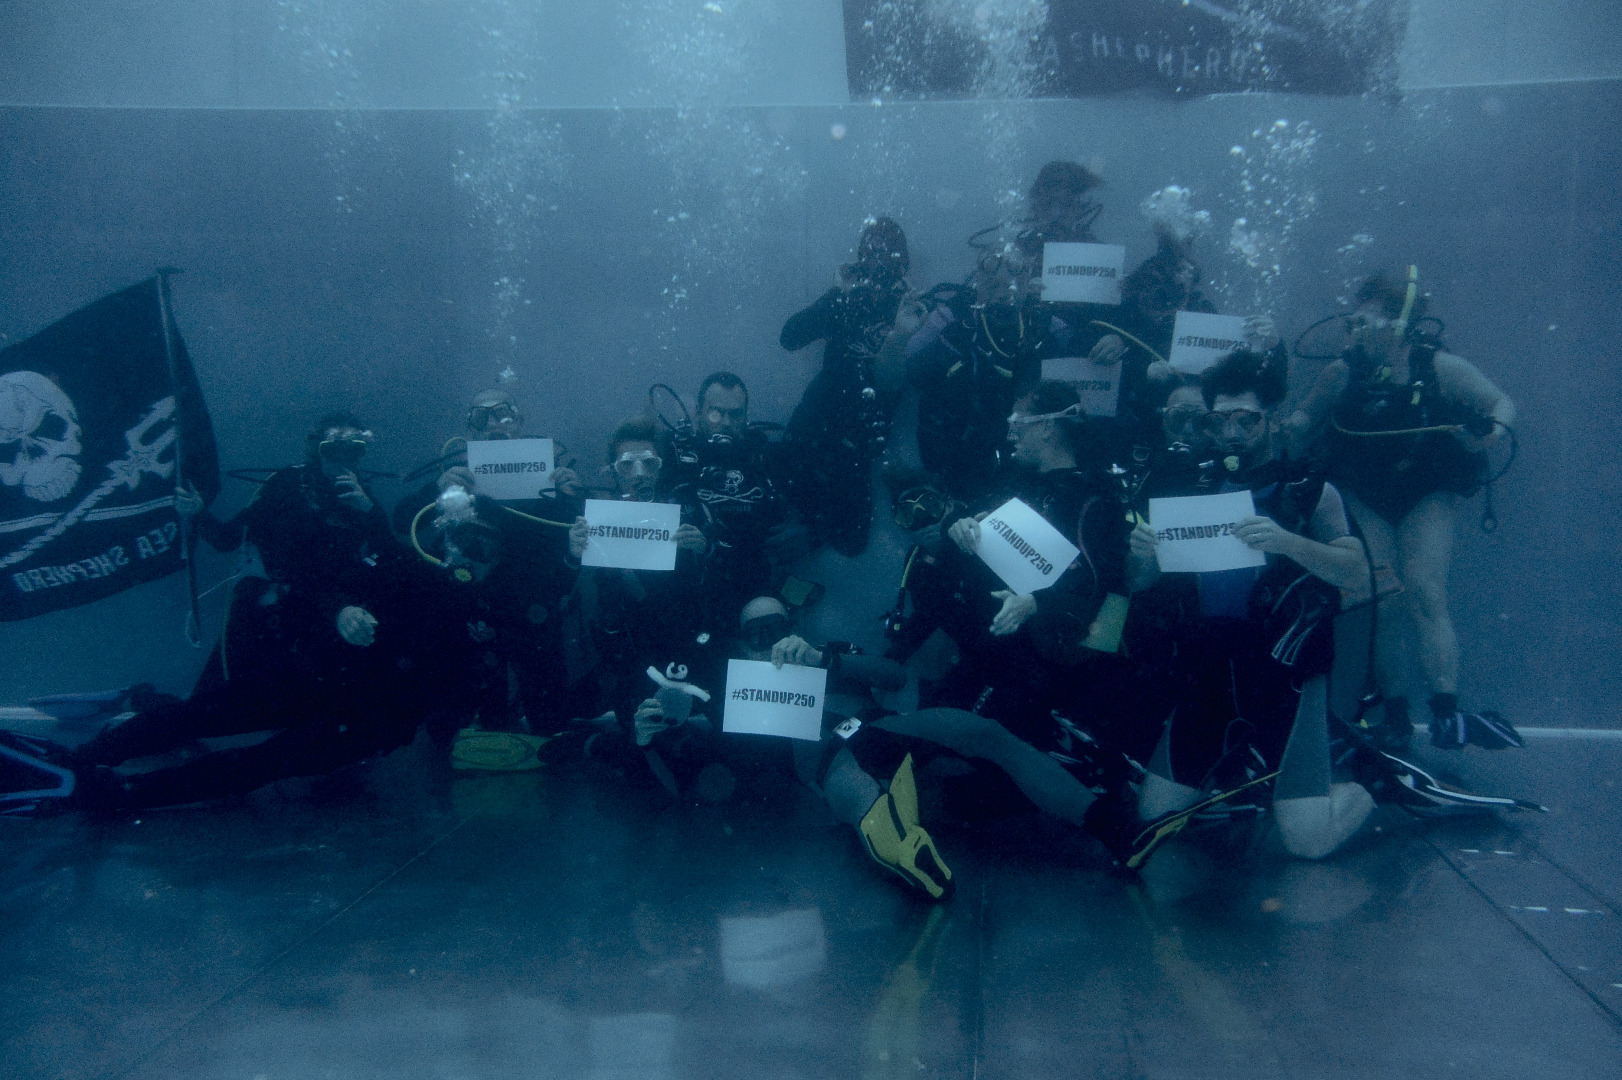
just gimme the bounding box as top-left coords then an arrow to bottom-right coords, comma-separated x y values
608,415 -> 664,502
1007,381 -> 1087,472
467,388 -> 523,441
846,216 -> 909,286
1201,348 -> 1286,469
307,411 -> 373,479
1028,160 -> 1104,242
971,246 -> 1039,308
1347,269 -> 1428,367
1122,234 -> 1201,320
738,596 -> 791,662
696,372 -> 749,442
1158,380 -> 1211,457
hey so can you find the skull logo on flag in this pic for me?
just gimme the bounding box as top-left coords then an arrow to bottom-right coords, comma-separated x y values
0,370 -> 83,502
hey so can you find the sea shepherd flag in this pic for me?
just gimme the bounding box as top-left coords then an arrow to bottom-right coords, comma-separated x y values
0,276 -> 219,621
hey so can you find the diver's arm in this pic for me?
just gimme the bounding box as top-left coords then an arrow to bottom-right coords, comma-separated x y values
1237,522 -> 1366,592
873,291 -> 927,395
1282,360 -> 1350,451
780,288 -> 840,351
1433,351 -> 1516,439
1236,482 -> 1365,592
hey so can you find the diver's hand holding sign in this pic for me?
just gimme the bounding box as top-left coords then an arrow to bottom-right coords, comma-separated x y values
770,634 -> 823,669
947,511 -> 989,554
1087,334 -> 1126,366
1233,515 -> 1296,556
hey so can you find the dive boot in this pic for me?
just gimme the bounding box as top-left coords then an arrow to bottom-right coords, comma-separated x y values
858,754 -> 954,900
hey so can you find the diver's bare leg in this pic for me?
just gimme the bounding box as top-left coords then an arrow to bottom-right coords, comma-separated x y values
1342,491 -> 1411,704
1396,492 -> 1462,698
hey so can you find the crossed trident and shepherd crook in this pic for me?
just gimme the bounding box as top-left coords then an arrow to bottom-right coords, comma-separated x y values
2,396 -> 179,569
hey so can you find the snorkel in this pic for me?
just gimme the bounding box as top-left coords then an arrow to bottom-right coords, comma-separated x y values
1391,264 -> 1420,342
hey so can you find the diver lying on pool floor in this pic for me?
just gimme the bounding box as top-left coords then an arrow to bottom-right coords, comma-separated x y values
609,595 -> 1147,900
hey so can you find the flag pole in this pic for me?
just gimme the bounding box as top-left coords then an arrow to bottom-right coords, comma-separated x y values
154,268 -> 204,648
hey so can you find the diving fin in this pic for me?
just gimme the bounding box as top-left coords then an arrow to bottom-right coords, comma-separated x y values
858,754 -> 953,900
0,730 -> 77,816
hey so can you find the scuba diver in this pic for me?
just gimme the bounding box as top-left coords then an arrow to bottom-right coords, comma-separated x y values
1124,348 -> 1380,863
628,595 -> 1142,899
1113,226 -> 1218,441
905,245 -> 1060,501
924,382 -> 1141,832
175,412 -> 404,688
3,413 -> 464,811
1018,159 -> 1107,250
1285,269 -> 1521,751
407,468 -> 580,735
664,373 -> 806,618
558,416 -> 711,736
908,162 -> 1136,503
780,216 -> 915,557
391,387 -> 582,536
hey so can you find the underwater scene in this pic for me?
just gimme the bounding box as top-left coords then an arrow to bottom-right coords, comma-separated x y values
1,2 -> 1619,1077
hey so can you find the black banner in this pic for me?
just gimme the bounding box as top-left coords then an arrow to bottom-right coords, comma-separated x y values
844,0 -> 1405,100
0,277 -> 219,621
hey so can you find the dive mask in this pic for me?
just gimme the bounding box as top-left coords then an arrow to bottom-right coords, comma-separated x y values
894,485 -> 962,531
318,428 -> 372,466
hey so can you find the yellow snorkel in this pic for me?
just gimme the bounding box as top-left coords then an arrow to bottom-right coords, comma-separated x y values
1391,264 -> 1419,341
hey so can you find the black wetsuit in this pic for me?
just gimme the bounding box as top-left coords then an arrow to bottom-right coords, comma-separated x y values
1112,443 -> 1226,765
1325,343 -> 1489,522
927,463 -> 1132,751
781,280 -> 905,557
1151,457 -> 1344,787
429,497 -> 583,732
72,465 -> 460,809
906,294 -> 1090,502
664,429 -> 789,618
557,514 -> 709,731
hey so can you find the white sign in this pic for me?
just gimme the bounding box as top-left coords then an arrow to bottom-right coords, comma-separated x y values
1148,490 -> 1268,573
722,658 -> 827,741
466,438 -> 554,500
1169,311 -> 1249,374
1041,356 -> 1120,417
580,499 -> 681,571
1041,242 -> 1125,305
975,497 -> 1080,595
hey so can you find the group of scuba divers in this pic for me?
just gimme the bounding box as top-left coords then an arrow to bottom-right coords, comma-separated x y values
2,160 -> 1544,900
